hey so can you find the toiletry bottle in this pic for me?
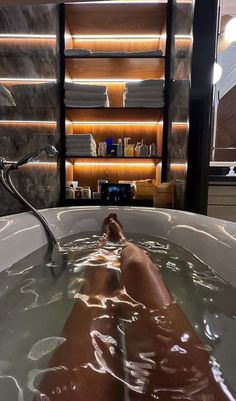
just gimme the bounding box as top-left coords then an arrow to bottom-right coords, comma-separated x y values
117,138 -> 123,157
139,139 -> 148,157
135,142 -> 141,157
124,137 -> 134,157
106,138 -> 112,156
149,143 -> 157,157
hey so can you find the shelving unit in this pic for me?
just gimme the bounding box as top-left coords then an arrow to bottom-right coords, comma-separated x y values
59,0 -> 192,207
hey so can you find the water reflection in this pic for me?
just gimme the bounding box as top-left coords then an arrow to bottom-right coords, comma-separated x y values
0,234 -> 235,400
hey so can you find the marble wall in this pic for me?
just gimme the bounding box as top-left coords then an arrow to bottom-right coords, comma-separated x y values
167,0 -> 194,209
0,4 -> 60,216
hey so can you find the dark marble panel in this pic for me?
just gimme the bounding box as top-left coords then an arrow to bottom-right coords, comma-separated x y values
0,4 -> 60,216
0,53 -> 57,78
0,5 -> 57,34
0,163 -> 59,216
167,1 -> 194,210
175,3 -> 192,35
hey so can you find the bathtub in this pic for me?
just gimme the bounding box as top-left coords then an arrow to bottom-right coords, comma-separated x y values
0,206 -> 236,400
0,206 -> 236,287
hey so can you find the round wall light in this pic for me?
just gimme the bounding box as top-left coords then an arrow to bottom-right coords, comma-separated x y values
224,17 -> 236,43
213,62 -> 222,85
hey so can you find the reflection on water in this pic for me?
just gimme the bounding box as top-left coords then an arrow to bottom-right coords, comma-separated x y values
0,233 -> 235,401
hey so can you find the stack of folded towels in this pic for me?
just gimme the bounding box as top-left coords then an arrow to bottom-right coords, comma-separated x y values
66,134 -> 97,157
124,79 -> 164,108
64,83 -> 109,108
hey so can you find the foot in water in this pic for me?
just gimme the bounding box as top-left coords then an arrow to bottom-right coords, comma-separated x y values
102,214 -> 126,243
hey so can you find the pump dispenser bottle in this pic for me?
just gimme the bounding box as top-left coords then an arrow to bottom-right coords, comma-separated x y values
139,139 -> 148,157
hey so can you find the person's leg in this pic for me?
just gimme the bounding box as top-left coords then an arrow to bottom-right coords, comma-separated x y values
108,216 -> 230,401
34,217 -> 125,401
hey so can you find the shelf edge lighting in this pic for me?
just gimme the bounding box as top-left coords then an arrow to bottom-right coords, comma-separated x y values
70,79 -> 164,83
0,78 -> 57,83
0,120 -> 56,125
69,121 -> 160,125
0,34 -> 56,39
73,162 -> 156,167
66,1 -> 167,4
70,34 -> 167,40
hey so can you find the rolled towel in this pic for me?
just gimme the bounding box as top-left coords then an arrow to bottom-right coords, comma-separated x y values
64,82 -> 107,94
0,84 -> 16,106
64,99 -> 109,108
65,90 -> 108,102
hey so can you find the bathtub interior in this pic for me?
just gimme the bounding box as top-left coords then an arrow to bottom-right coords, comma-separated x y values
1,206 -> 236,287
0,207 -> 236,400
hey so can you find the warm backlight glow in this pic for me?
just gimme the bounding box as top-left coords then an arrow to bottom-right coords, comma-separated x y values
0,34 -> 56,39
0,120 -> 56,125
70,34 -> 166,40
73,162 -> 156,167
69,121 -> 160,125
0,78 -> 57,83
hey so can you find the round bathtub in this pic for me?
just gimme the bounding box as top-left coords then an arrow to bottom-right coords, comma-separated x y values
1,206 -> 236,287
0,206 -> 236,401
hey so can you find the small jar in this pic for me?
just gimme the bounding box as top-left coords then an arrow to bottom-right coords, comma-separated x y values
75,187 -> 82,198
66,187 -> 75,199
81,186 -> 91,199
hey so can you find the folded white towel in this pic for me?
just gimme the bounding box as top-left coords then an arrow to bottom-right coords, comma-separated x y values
64,99 -> 108,108
66,145 -> 96,149
125,93 -> 164,101
65,90 -> 108,102
66,134 -> 96,142
64,48 -> 163,58
125,80 -> 164,90
125,100 -> 164,107
66,151 -> 97,156
64,82 -> 107,94
124,88 -> 164,96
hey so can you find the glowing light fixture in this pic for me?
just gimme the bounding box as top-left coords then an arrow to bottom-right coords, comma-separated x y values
71,34 -> 166,39
67,1 -> 166,4
70,121 -> 159,125
213,62 -> 222,85
73,162 -> 156,167
70,79 -> 144,83
0,34 -> 56,39
0,78 -> 57,83
0,120 -> 56,125
224,17 -> 236,43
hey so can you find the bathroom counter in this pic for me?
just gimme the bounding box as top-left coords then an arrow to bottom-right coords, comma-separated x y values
208,176 -> 236,222
209,175 -> 236,183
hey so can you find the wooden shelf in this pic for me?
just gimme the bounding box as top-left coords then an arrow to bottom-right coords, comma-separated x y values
65,54 -> 165,59
65,3 -> 166,36
66,108 -> 163,122
66,157 -> 161,161
63,1 -> 167,205
65,58 -> 165,80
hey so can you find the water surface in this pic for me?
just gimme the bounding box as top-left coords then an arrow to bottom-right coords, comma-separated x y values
0,233 -> 235,401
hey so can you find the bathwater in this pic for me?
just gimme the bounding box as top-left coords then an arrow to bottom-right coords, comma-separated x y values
0,233 -> 235,401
